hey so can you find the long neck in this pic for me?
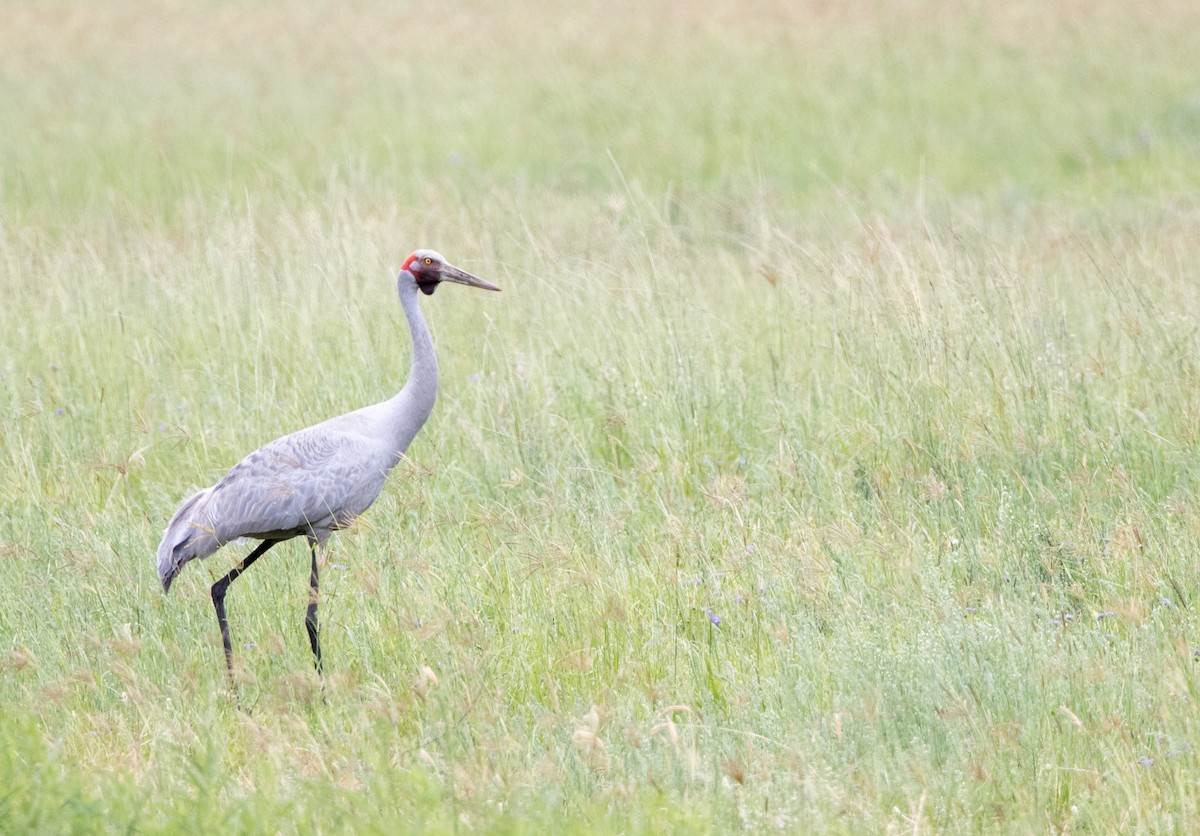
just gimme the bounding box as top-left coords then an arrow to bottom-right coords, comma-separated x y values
385,278 -> 438,453
401,279 -> 438,389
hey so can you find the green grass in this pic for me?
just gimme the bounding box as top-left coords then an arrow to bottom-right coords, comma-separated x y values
4,0 -> 1200,831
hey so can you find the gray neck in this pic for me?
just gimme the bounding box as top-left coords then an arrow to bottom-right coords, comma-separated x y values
386,278 -> 438,454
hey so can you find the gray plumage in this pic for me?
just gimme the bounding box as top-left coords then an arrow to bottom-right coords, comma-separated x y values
155,394 -> 425,591
155,249 -> 498,689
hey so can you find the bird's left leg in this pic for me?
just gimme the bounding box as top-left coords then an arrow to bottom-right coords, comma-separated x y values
212,538 -> 277,707
306,538 -> 323,675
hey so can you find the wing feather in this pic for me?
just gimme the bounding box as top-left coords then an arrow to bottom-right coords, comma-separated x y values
204,428 -> 386,541
156,416 -> 397,591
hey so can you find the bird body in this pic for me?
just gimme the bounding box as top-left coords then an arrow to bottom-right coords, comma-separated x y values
156,249 -> 498,692
157,405 -> 404,589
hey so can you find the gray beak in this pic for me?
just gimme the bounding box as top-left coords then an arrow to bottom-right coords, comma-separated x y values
441,263 -> 501,292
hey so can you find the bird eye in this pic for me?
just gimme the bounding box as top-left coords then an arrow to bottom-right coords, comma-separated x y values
424,258 -> 433,265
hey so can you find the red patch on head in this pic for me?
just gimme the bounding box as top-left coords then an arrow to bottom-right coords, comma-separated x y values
402,253 -> 420,273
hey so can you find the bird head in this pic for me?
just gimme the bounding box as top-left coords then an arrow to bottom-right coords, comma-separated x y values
401,250 -> 501,296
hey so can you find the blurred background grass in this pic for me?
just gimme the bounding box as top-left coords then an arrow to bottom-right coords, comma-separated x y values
4,1 -> 1200,832
4,0 -> 1199,220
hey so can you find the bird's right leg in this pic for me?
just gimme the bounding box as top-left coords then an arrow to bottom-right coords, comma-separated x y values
211,539 -> 276,703
305,540 -> 323,676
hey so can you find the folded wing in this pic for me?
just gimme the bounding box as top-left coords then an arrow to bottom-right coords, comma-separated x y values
156,427 -> 388,592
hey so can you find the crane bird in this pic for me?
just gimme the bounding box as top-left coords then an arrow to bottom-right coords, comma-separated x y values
156,250 -> 499,693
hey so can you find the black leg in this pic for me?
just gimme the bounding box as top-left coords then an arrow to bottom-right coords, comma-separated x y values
306,540 -> 323,675
211,539 -> 276,703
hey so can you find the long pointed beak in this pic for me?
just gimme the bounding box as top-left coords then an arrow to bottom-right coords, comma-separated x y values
442,263 -> 501,292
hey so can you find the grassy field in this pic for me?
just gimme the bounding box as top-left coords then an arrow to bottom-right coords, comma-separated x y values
4,0 -> 1200,831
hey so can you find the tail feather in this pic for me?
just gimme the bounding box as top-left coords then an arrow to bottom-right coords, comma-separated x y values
156,487 -> 218,593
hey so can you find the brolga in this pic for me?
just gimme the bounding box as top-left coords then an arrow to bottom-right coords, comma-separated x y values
156,250 -> 499,698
